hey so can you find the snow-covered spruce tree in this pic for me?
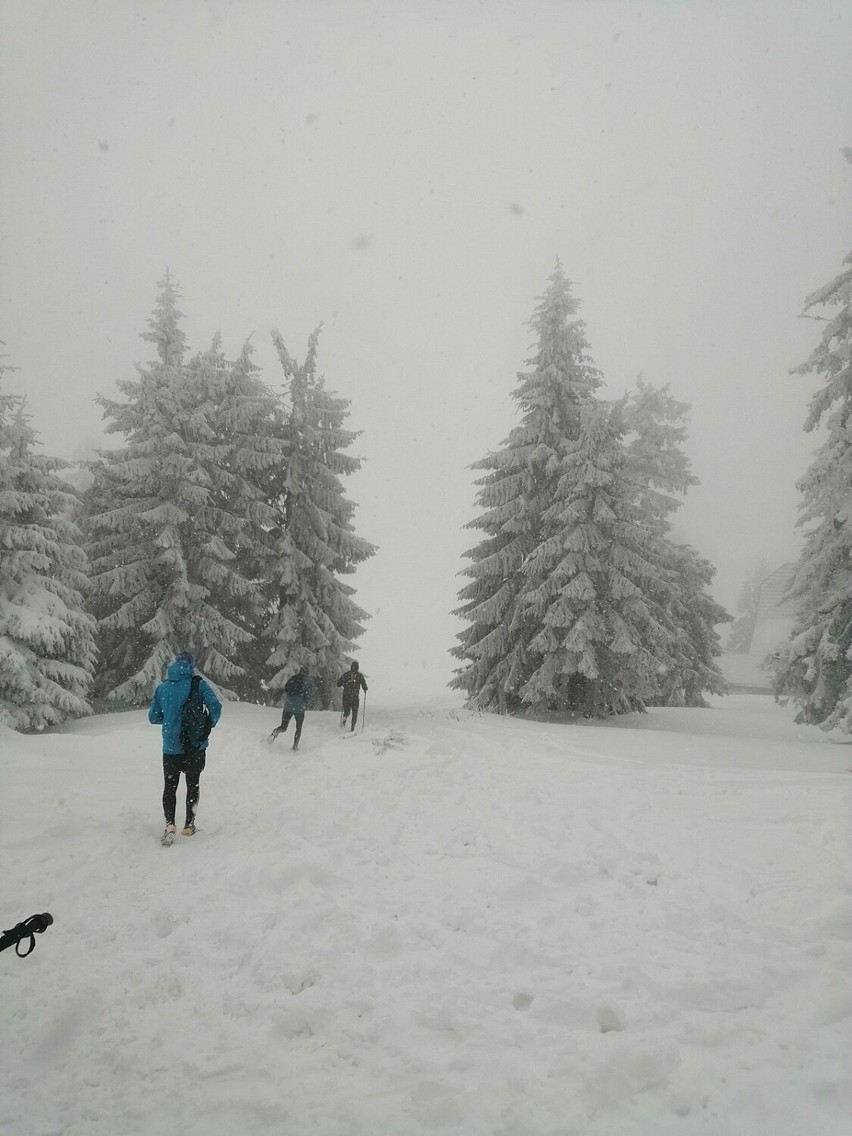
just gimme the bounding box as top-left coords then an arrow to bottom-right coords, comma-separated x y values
623,376 -> 698,526
452,263 -> 604,712
518,398 -> 689,715
0,355 -> 96,729
623,376 -> 729,704
84,275 -> 283,704
771,233 -> 852,729
657,543 -> 729,705
263,326 -> 376,708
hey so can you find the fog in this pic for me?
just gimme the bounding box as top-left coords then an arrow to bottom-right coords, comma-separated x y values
1,1 -> 850,699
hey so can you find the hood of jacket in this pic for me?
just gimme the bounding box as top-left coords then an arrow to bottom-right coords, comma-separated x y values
166,658 -> 195,683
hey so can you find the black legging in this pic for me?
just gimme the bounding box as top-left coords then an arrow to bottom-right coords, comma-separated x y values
342,692 -> 360,728
163,753 -> 206,827
279,710 -> 304,743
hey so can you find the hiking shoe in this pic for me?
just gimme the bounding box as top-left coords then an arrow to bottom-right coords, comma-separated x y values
182,823 -> 196,836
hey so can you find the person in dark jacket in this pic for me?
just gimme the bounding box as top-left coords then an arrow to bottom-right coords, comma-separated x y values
337,660 -> 368,731
270,668 -> 315,751
148,651 -> 222,843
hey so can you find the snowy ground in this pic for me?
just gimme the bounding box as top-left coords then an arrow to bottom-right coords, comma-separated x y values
2,694 -> 851,1136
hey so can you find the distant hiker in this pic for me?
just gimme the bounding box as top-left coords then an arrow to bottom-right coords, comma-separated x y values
270,668 -> 315,750
148,651 -> 222,845
337,661 -> 368,731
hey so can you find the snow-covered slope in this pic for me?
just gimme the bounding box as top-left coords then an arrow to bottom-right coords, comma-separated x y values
2,696 -> 850,1136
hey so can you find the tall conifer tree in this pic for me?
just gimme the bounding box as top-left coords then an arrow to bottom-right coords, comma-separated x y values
623,377 -> 698,524
772,228 -> 852,729
657,544 -> 729,705
623,377 -> 729,704
263,327 -> 376,707
454,269 -> 728,715
0,354 -> 96,729
84,275 -> 282,703
452,263 -> 603,711
518,398 -> 682,714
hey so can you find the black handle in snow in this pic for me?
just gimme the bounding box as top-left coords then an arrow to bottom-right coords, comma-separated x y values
0,913 -> 54,957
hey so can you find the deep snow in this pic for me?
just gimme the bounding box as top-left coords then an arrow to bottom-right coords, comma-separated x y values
1,694 -> 850,1136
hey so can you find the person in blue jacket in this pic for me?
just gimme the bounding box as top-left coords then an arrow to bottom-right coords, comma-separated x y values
270,667 -> 315,751
148,651 -> 222,843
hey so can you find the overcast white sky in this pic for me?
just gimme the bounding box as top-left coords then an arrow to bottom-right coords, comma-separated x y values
1,0 -> 850,699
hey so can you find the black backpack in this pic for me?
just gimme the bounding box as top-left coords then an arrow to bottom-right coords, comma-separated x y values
284,673 -> 307,698
180,675 -> 211,754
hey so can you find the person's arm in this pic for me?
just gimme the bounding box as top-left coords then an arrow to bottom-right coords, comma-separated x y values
360,674 -> 368,692
148,689 -> 163,725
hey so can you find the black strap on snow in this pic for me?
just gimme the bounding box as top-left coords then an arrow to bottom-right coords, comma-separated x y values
0,913 -> 54,957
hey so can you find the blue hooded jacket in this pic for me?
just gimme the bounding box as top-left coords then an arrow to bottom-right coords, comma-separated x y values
148,658 -> 222,756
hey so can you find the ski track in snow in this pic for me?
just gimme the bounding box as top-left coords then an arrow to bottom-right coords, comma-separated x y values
1,696 -> 851,1136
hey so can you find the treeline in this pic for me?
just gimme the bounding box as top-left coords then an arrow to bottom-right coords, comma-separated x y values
3,262 -> 742,733
8,227 -> 851,734
0,274 -> 375,730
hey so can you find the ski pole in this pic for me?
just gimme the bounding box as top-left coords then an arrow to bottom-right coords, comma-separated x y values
0,913 -> 53,957
360,691 -> 367,732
